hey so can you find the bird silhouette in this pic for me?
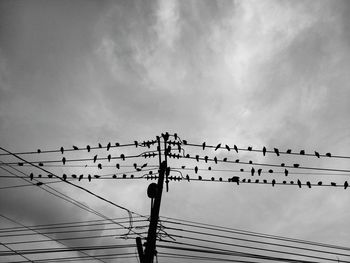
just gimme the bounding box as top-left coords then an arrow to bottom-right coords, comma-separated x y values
344,181 -> 348,189
204,156 -> 208,163
223,157 -> 227,162
231,176 -> 240,185
112,174 -> 117,179
247,146 -> 252,151
297,179 -> 302,188
215,143 -> 221,151
88,174 -> 92,182
202,142 -> 206,150
235,159 -> 240,163
198,175 -> 202,180
73,146 -> 79,150
93,155 -> 98,163
94,175 -> 101,179
262,146 -> 266,156
98,143 -> 102,148
120,154 -> 125,161
251,167 -> 255,176
268,169 -> 273,173
134,141 -> 138,148
286,149 -> 292,154
30,173 -> 34,181
293,164 -> 300,168
326,152 -> 332,157
186,175 -> 190,182
86,145 -> 90,152
39,162 -> 43,166
47,174 -> 53,178
225,145 -> 230,151
318,181 -> 323,186
214,156 -> 218,164
284,169 -> 289,176
37,149 -> 41,153
115,142 -> 120,146
281,163 -> 285,167
233,145 -> 238,153
36,182 -> 43,186
108,154 -> 111,162
98,163 -> 102,169
208,166 -> 212,170
78,174 -> 83,181
195,166 -> 198,174
72,174 -> 77,179
272,179 -> 276,187
306,181 -> 311,188
107,142 -> 111,151
315,151 -> 320,158
18,162 -> 23,166
133,163 -> 137,169
300,150 -> 305,155
258,169 -> 262,176
274,148 -> 280,156
62,157 -> 66,165
116,163 -> 120,169
141,163 -> 147,168
62,174 -> 67,181
60,147 -> 64,154
331,182 -> 336,186
195,155 -> 199,162
174,133 -> 178,140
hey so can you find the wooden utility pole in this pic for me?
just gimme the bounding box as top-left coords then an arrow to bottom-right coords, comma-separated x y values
136,135 -> 168,263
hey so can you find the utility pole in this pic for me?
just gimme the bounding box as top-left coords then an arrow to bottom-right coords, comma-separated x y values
136,134 -> 169,263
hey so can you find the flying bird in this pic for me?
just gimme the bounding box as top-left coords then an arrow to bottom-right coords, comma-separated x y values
315,151 -> 320,158
262,146 -> 266,156
274,148 -> 280,156
86,145 -> 90,152
93,155 -> 98,163
60,147 -> 64,154
258,169 -> 262,176
251,167 -> 255,176
73,146 -> 79,150
107,142 -> 111,151
62,157 -> 66,165
202,142 -> 206,150
215,143 -> 221,151
225,145 -> 230,151
297,179 -> 302,188
141,163 -> 148,168
233,145 -> 238,153
284,169 -> 289,176
98,163 -> 102,169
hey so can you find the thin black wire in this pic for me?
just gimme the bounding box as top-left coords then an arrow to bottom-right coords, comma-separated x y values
0,241 -> 34,263
184,142 -> 350,159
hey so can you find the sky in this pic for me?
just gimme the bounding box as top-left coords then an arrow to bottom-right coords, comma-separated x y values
1,0 -> 350,262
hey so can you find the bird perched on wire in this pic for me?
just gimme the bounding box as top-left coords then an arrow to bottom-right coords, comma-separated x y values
315,151 -> 320,158
225,145 -> 230,151
233,145 -> 238,153
258,169 -> 262,176
272,179 -> 276,187
274,148 -> 280,156
30,173 -> 34,181
88,174 -> 91,182
62,174 -> 67,181
98,163 -> 102,169
215,143 -> 221,151
79,174 -> 84,181
284,169 -> 289,176
204,156 -> 208,163
251,167 -> 255,176
98,143 -> 102,148
306,181 -> 311,188
195,166 -> 198,174
202,142 -> 206,150
120,154 -> 125,161
86,145 -> 91,152
214,156 -> 218,164
107,142 -> 111,151
297,179 -> 302,188
300,150 -> 305,155
186,175 -> 190,182
60,147 -> 64,154
262,146 -> 266,156
73,145 -> 79,150
344,181 -> 348,190
62,157 -> 66,165
93,155 -> 98,163
195,155 -> 199,162
108,154 -> 111,162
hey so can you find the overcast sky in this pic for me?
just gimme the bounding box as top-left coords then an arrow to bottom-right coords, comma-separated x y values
1,0 -> 350,262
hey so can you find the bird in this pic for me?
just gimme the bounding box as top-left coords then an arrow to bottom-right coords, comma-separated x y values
272,179 -> 276,187
233,145 -> 238,153
62,157 -> 66,165
37,149 -> 41,153
116,163 -> 120,169
174,133 -> 178,140
79,174 -> 83,181
204,156 -> 208,163
202,142 -> 206,150
18,162 -> 23,166
344,181 -> 348,190
214,156 -> 218,164
297,179 -> 302,188
223,157 -> 227,162
326,152 -> 332,157
107,142 -> 111,151
112,174 -> 117,179
231,176 -> 240,185
98,163 -> 102,169
251,167 -> 255,176
284,169 -> 289,176
134,141 -> 138,148
60,147 -> 64,154
257,169 -> 262,176
88,174 -> 91,182
281,163 -> 285,167
93,155 -> 98,163
300,150 -> 305,155
94,175 -> 101,179
306,181 -> 311,188
247,146 -> 252,151
195,155 -> 199,162
235,159 -> 240,163
331,182 -> 336,186
262,146 -> 266,156
39,162 -> 43,166
195,166 -> 198,174
315,151 -> 320,158
211,177 -> 215,181
30,173 -> 34,181
268,169 -> 273,173
115,142 -> 120,146
318,181 -> 323,186
208,166 -> 212,170
215,143 -> 221,151
120,154 -> 125,161
73,145 -> 79,150
86,145 -> 90,152
36,182 -> 43,186
107,154 -> 111,162
274,148 -> 280,156
293,164 -> 300,168
198,176 -> 202,180
72,174 -> 77,179
62,174 -> 67,181
98,143 -> 102,148
133,163 -> 137,170
225,145 -> 230,151
286,149 -> 292,154
141,163 -> 147,168
186,175 -> 190,182
47,174 -> 53,178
